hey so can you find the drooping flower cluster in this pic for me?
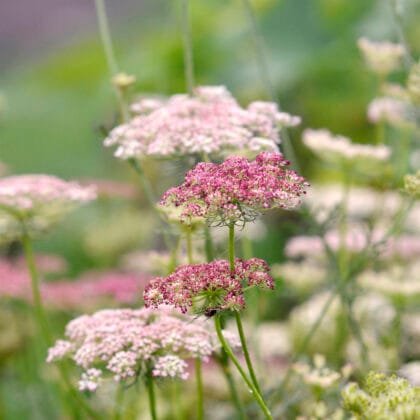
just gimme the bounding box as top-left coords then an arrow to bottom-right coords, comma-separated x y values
357,37 -> 405,75
302,129 -> 391,167
404,170 -> 420,199
47,308 -> 237,391
160,152 -> 308,225
144,258 -> 273,314
0,175 -> 96,241
104,85 -> 301,159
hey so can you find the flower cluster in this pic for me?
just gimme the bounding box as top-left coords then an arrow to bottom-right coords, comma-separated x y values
144,258 -> 273,313
160,152 -> 308,225
104,85 -> 300,159
404,170 -> 420,199
357,37 -> 405,75
342,371 -> 420,419
47,308 -> 233,391
367,97 -> 414,128
293,354 -> 352,389
0,175 -> 96,241
302,129 -> 391,166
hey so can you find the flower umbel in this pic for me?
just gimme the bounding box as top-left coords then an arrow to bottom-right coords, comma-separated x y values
0,175 -> 96,241
144,258 -> 273,314
104,85 -> 301,160
160,152 -> 308,226
47,308 -> 222,390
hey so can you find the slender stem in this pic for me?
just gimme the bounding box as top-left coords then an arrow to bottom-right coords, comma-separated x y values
113,385 -> 125,420
240,0 -> 300,172
21,232 -> 52,345
204,225 -> 214,262
228,223 -> 235,272
216,354 -> 246,419
215,316 -> 272,419
234,311 -> 261,394
146,376 -> 158,420
195,359 -> 204,420
228,224 -> 262,394
128,158 -> 157,209
170,381 -> 183,420
186,227 -> 194,264
93,0 -> 129,121
181,0 -> 195,95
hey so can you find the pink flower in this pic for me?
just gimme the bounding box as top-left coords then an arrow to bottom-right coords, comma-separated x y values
47,308 -> 228,390
0,175 -> 96,241
104,85 -> 300,159
160,152 -> 308,225
144,258 -> 273,314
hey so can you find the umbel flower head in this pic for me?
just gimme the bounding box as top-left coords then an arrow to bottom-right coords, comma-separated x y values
104,85 -> 301,160
47,308 -> 235,391
357,37 -> 404,75
160,152 -> 308,226
302,129 -> 391,172
404,170 -> 420,199
144,258 -> 273,314
0,175 -> 96,242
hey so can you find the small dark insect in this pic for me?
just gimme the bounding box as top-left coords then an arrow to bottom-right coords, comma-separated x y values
203,308 -> 219,318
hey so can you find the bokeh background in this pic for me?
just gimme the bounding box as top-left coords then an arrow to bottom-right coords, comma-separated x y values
1,0 -> 419,418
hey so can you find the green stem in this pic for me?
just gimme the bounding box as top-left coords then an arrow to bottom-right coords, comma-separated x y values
195,359 -> 204,420
217,354 -> 246,419
170,381 -> 183,420
181,0 -> 195,95
228,224 -> 262,394
113,385 -> 125,420
186,227 -> 194,264
128,158 -> 157,209
215,316 -> 272,419
204,225 -> 214,262
146,376 -> 158,420
21,232 -> 52,345
93,0 -> 129,121
22,231 -> 100,419
234,311 -> 261,395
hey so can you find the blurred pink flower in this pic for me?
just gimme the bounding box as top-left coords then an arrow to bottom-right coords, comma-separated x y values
104,85 -> 300,159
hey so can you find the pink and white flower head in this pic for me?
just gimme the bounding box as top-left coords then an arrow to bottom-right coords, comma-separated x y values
104,85 -> 301,160
0,175 -> 96,241
357,37 -> 404,75
47,307 -> 230,391
367,97 -> 414,128
144,258 -> 273,314
160,152 -> 308,226
302,129 -> 391,169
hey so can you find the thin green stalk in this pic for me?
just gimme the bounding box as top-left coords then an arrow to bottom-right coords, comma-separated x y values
234,312 -> 261,395
228,224 -> 262,394
93,0 -> 129,121
146,376 -> 158,420
215,316 -> 272,419
22,231 -> 100,419
181,0 -> 195,95
21,232 -> 52,345
240,0 -> 300,172
216,354 -> 246,419
128,158 -> 157,209
195,359 -> 204,420
170,381 -> 183,420
186,227 -> 194,264
204,225 -> 214,262
113,385 -> 125,420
